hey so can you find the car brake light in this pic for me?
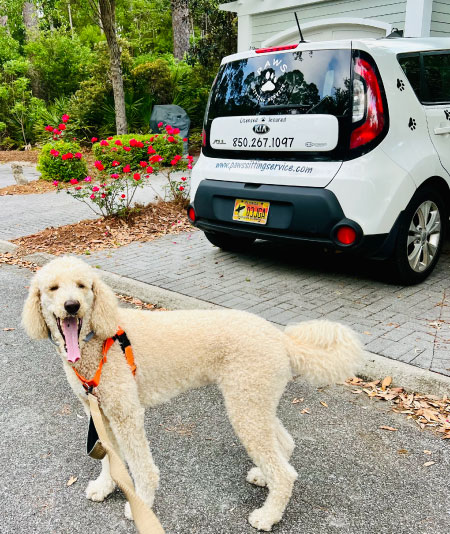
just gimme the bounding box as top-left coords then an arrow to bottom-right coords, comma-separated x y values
202,128 -> 206,147
336,226 -> 356,245
255,44 -> 298,54
187,206 -> 196,222
350,58 -> 385,149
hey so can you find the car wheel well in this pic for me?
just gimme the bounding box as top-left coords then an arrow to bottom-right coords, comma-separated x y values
418,177 -> 450,206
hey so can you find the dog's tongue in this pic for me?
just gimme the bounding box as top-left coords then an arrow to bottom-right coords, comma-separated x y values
62,317 -> 80,363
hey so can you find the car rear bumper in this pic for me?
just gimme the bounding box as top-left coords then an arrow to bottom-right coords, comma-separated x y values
190,179 -> 400,259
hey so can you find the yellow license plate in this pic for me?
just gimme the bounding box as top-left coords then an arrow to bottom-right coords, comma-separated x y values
233,199 -> 270,225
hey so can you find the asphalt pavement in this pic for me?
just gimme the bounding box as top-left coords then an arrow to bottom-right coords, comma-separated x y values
1,263 -> 450,534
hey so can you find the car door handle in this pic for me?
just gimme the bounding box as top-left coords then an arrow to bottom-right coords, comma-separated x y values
434,126 -> 450,135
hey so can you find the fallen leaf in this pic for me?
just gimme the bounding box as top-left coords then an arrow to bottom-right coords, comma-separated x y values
381,376 -> 392,391
3,327 -> 14,331
363,331 -> 372,336
423,461 -> 435,467
397,449 -> 408,454
67,476 -> 78,486
300,409 -> 310,415
292,398 -> 304,404
423,450 -> 432,455
320,401 -> 328,408
379,426 -> 398,432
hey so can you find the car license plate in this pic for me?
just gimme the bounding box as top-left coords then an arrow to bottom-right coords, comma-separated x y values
233,199 -> 270,225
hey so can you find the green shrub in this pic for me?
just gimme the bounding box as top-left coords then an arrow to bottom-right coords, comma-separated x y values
38,141 -> 88,182
92,132 -> 183,171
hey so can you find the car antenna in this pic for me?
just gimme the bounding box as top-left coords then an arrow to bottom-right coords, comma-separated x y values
294,12 -> 307,43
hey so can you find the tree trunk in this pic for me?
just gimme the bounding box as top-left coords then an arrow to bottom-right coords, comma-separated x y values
22,2 -> 39,40
171,0 -> 190,60
98,0 -> 128,135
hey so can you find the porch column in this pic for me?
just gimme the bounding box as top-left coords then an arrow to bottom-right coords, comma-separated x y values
404,0 -> 433,37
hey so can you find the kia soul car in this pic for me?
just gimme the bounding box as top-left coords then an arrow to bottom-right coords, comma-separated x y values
188,37 -> 450,284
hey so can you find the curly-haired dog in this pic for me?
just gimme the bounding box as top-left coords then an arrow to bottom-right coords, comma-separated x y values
22,256 -> 362,531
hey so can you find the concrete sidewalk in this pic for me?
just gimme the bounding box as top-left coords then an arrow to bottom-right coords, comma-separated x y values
1,263 -> 449,534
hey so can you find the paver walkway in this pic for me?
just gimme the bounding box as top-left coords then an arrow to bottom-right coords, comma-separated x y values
82,231 -> 450,377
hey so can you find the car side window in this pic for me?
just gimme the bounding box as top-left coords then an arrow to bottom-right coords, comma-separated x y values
398,54 -> 421,99
422,52 -> 450,104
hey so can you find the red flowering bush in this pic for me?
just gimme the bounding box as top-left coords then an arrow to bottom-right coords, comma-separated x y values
58,126 -> 191,216
38,140 -> 88,182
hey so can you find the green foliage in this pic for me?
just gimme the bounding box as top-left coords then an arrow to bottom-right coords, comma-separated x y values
38,140 -> 88,182
0,27 -> 21,65
25,31 -> 93,101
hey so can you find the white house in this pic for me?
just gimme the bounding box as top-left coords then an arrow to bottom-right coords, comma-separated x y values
220,0 -> 450,51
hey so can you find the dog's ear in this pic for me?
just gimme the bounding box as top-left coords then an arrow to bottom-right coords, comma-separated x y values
90,275 -> 118,339
22,279 -> 48,339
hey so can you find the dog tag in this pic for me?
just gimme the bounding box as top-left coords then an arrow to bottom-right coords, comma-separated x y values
86,415 -> 106,460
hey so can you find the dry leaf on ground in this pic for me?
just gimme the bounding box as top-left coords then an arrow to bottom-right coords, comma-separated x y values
423,461 -> 436,467
66,476 -> 78,486
379,426 -> 398,432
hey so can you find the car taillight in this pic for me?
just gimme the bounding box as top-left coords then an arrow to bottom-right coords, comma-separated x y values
187,206 -> 196,222
350,58 -> 385,149
255,44 -> 298,54
202,128 -> 207,147
336,226 -> 356,245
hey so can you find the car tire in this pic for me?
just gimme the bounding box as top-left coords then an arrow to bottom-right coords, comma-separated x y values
204,231 -> 255,252
391,187 -> 447,285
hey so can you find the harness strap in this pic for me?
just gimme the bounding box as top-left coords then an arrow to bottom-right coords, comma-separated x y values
73,327 -> 136,391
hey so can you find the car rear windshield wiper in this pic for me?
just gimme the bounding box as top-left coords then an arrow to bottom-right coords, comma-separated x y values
258,103 -> 310,114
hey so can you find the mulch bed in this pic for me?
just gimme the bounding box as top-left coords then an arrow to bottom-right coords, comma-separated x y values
0,180 -> 71,196
10,201 -> 193,255
0,150 -> 39,164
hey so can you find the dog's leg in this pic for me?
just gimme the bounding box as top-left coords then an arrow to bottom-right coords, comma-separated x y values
101,401 -> 160,519
247,418 -> 295,488
220,379 -> 297,531
86,455 -> 116,501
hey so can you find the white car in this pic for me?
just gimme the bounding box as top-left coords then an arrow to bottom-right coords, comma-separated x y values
188,37 -> 450,284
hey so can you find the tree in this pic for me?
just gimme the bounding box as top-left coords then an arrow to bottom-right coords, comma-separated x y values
171,0 -> 189,60
92,0 -> 128,134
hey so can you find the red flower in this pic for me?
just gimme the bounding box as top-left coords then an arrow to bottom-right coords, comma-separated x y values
123,164 -> 131,173
75,186 -> 82,190
167,136 -> 175,143
94,161 -> 104,171
181,176 -> 187,181
45,125 -> 53,132
149,155 -> 163,163
165,125 -> 173,134
147,146 -> 156,154
61,114 -> 70,122
158,121 -> 163,128
107,136 -> 113,140
49,149 -> 59,157
52,180 -> 59,186
187,163 -> 193,169
53,128 -> 61,135
139,161 -> 147,167
70,178 -> 78,184
178,185 -> 185,191
183,137 -> 188,142
123,146 -> 131,152
133,173 -> 141,181
173,127 -> 180,135
170,158 -> 177,166
101,193 -> 106,198
100,140 -> 109,146
114,139 -> 123,146
111,147 -> 117,151
129,138 -> 137,147
146,166 -> 153,174
110,173 -> 119,179
92,186 -> 100,192
91,137 -> 98,143
58,123 -> 66,130
90,194 -> 96,199
112,160 -> 120,167
61,153 -> 73,161
74,152 -> 82,159
136,141 -> 144,148
121,194 -> 126,199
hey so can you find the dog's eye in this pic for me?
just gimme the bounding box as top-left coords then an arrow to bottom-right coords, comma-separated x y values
49,285 -> 59,291
77,282 -> 85,289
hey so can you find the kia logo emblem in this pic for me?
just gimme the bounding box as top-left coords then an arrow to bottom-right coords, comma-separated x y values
253,124 -> 270,134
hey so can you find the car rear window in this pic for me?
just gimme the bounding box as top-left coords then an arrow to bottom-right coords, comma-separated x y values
207,49 -> 351,120
423,52 -> 450,104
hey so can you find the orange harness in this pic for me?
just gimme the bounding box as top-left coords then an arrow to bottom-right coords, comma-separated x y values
73,328 -> 136,392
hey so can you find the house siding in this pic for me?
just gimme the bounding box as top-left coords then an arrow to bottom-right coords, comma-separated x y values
251,0 -> 407,47
431,0 -> 450,36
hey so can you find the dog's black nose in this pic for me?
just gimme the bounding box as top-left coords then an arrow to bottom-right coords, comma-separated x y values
64,300 -> 80,315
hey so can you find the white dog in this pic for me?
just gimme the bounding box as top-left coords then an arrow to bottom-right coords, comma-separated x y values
22,256 -> 362,531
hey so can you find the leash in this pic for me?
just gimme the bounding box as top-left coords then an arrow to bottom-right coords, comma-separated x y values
72,328 -> 166,534
88,393 -> 166,534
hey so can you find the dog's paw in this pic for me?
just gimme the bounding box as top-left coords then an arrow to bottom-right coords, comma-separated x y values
125,502 -> 133,521
85,478 -> 115,502
246,467 -> 267,487
248,507 -> 280,532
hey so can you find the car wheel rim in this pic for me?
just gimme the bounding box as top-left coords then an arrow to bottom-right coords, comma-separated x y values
407,200 -> 441,273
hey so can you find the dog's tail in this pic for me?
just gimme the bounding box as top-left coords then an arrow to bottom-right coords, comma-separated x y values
284,320 -> 363,385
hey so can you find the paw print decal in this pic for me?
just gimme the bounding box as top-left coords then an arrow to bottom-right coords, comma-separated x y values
408,117 -> 416,130
397,79 -> 405,91
445,109 -> 450,121
261,71 -> 277,93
